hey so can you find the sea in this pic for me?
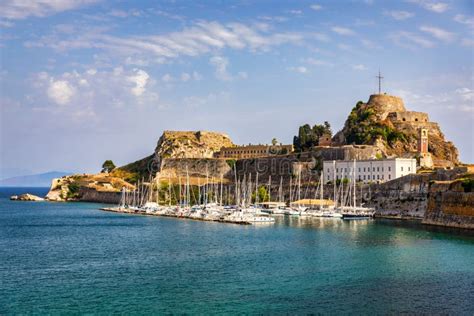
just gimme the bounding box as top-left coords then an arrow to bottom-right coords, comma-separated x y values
1,187 -> 473,314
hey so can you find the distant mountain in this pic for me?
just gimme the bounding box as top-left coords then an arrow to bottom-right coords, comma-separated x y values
0,171 -> 71,187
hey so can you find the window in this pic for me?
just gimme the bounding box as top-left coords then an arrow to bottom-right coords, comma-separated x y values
327,168 -> 330,173
344,168 -> 347,172
382,175 -> 384,179
377,167 -> 379,172
389,174 -> 391,180
388,166 -> 391,172
327,175 -> 330,180
382,167 -> 384,172
359,175 -> 361,181
401,166 -> 404,171
363,167 -> 366,172
359,168 -> 361,172
373,175 -> 375,180
373,167 -> 375,172
363,175 -> 366,180
408,167 -> 411,171
336,168 -> 338,173
377,175 -> 379,180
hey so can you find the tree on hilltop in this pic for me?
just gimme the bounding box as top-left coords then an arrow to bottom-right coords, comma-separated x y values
101,160 -> 116,173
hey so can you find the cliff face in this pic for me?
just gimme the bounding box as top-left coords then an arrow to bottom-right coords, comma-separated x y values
365,167 -> 474,229
423,176 -> 474,229
155,130 -> 234,160
45,174 -> 133,202
333,94 -> 459,167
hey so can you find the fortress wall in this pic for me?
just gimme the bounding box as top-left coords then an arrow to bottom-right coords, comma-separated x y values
367,94 -> 406,119
387,111 -> 429,123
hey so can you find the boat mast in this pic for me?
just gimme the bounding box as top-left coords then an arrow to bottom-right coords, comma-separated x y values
255,172 -> 259,205
268,175 -> 271,202
353,159 -> 356,209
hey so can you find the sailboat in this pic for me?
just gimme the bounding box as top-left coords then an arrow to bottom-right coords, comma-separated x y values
340,159 -> 376,219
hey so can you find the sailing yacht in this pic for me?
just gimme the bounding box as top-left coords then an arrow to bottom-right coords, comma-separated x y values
339,159 -> 376,219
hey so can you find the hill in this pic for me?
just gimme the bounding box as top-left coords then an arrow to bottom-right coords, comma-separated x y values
0,171 -> 71,187
332,94 -> 459,167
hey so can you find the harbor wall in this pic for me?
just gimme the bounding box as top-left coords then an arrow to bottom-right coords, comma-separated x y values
78,187 -> 121,204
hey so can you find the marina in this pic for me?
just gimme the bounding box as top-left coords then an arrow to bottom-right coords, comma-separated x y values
102,160 -> 376,224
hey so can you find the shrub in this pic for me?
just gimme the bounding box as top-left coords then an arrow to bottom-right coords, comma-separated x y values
461,178 -> 474,192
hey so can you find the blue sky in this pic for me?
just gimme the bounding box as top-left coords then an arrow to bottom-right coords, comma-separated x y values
0,0 -> 473,177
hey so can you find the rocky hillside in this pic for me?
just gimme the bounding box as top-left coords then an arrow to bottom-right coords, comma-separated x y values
155,130 -> 233,160
45,174 -> 134,202
333,94 -> 459,167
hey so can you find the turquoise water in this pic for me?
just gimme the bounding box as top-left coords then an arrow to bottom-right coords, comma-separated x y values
1,187 -> 473,314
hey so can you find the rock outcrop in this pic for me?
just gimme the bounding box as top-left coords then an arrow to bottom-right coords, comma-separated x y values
45,174 -> 133,202
154,130 -> 234,167
333,94 -> 459,167
365,167 -> 474,228
10,193 -> 44,201
423,175 -> 474,229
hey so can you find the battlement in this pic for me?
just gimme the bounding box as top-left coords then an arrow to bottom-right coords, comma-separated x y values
387,111 -> 429,123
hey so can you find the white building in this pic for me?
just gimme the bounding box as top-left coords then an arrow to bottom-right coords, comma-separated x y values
323,158 -> 417,184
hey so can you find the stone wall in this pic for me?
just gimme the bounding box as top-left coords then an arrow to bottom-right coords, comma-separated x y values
78,187 -> 121,204
387,111 -> 429,123
423,180 -> 474,229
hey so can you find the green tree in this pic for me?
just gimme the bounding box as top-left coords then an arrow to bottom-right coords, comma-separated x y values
293,121 -> 332,152
102,160 -> 116,173
252,185 -> 270,203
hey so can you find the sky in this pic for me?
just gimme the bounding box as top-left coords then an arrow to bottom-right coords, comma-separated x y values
0,0 -> 473,178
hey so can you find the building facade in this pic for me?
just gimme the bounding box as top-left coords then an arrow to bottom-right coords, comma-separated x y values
214,144 -> 293,159
322,158 -> 417,184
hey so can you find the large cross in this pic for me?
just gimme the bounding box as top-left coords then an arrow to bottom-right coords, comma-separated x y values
376,70 -> 384,94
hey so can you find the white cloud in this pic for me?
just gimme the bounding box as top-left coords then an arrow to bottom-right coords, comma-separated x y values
384,10 -> 415,20
419,25 -> 455,42
209,56 -> 232,81
108,9 -> 142,18
407,0 -> 448,13
288,10 -> 302,15
352,64 -> 367,71
288,66 -> 308,74
192,71 -> 203,81
455,88 -> 473,101
128,69 -> 149,96
86,68 -> 97,75
28,20 -> 303,64
0,0 -> 99,20
454,14 -> 474,28
389,31 -> 435,48
305,58 -> 333,67
47,79 -> 75,105
238,71 -> 248,79
181,73 -> 191,82
331,26 -> 355,36
310,4 -> 323,11
162,74 -> 173,83
310,32 -> 330,42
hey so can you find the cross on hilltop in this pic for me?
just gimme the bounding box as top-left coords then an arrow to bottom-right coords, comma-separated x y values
376,70 -> 384,94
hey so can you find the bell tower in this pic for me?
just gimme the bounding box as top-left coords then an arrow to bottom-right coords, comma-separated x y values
418,128 -> 428,154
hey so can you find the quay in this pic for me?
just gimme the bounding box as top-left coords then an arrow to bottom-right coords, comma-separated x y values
100,207 -> 252,225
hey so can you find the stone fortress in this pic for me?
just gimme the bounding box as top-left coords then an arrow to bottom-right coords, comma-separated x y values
333,93 -> 458,168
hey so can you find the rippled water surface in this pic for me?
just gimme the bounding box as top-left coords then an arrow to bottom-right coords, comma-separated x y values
1,187 -> 473,314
